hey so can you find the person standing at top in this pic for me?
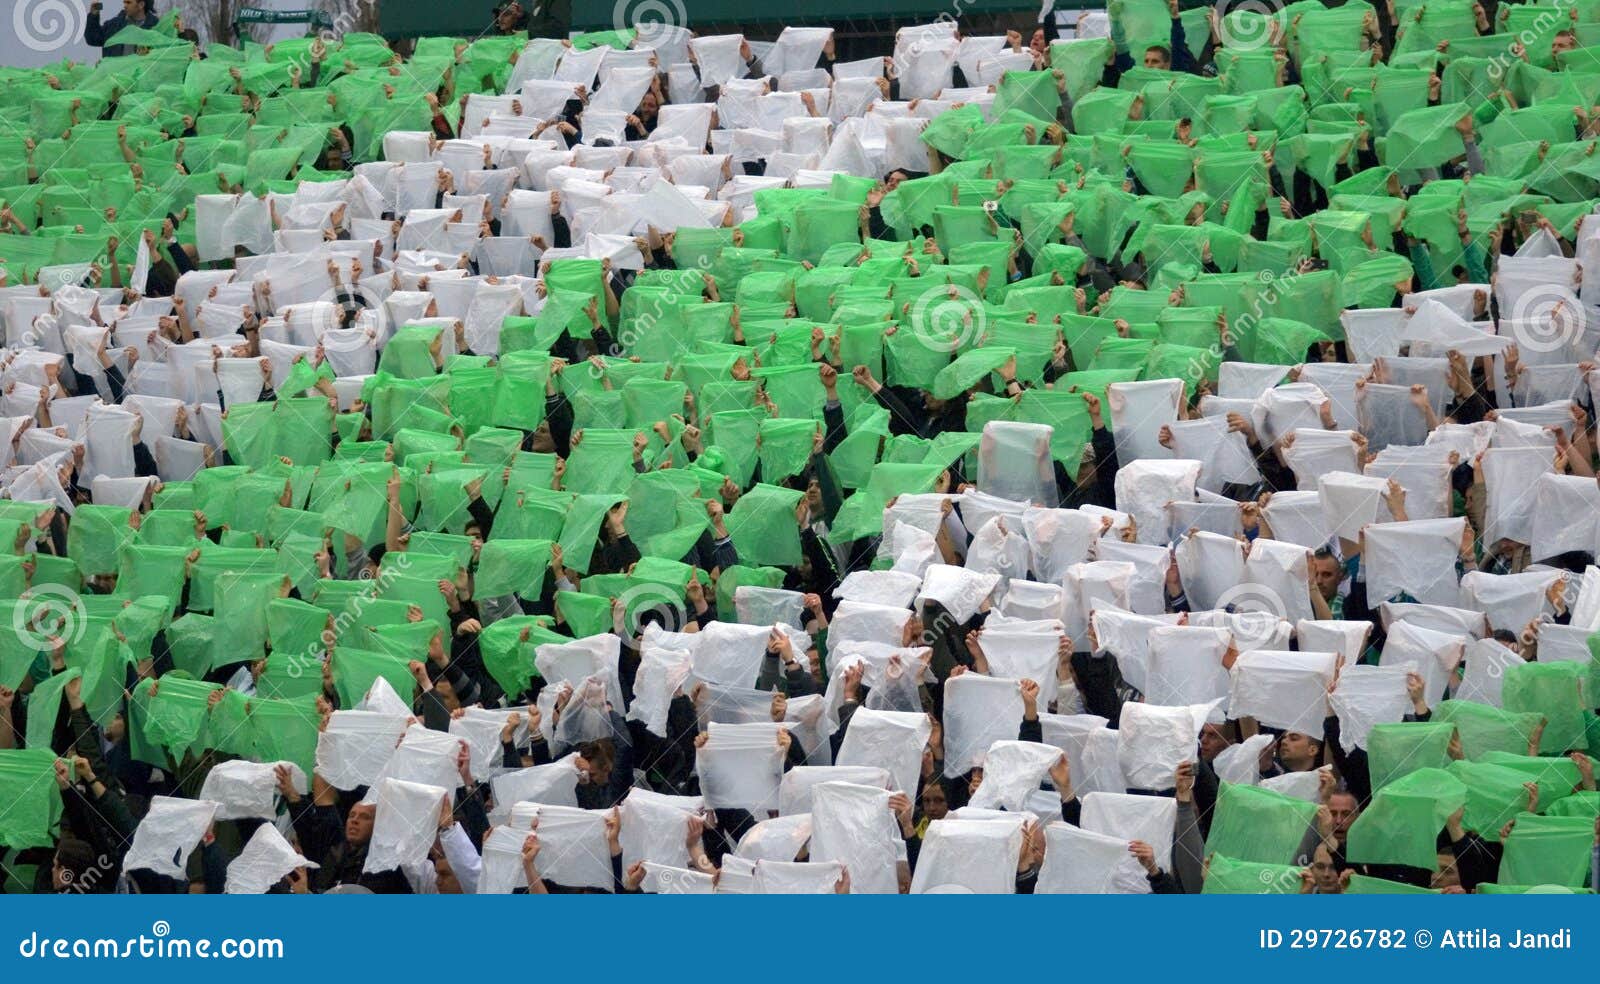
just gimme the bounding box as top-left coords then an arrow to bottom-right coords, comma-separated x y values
85,0 -> 160,58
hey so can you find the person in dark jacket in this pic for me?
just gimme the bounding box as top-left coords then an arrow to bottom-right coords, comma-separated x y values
84,0 -> 160,58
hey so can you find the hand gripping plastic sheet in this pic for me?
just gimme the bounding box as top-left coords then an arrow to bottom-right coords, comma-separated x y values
942,672 -> 1026,778
1035,822 -> 1133,894
1079,791 -> 1177,894
225,823 -> 319,894
123,796 -> 218,880
1116,700 -> 1219,791
809,780 -> 901,895
835,708 -> 932,798
1038,712 -> 1127,796
909,817 -> 1025,894
1227,649 -> 1339,738
968,740 -> 1064,811
737,813 -> 815,861
363,778 -> 449,875
1363,517 -> 1468,607
314,709 -> 411,791
198,760 -> 306,820
1329,663 -> 1415,753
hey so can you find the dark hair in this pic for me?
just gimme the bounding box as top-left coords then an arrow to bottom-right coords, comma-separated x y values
577,739 -> 616,782
54,838 -> 98,887
1312,546 -> 1337,562
1491,628 -> 1518,645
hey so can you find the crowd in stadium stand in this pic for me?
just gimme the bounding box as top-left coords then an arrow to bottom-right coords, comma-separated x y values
0,0 -> 1597,895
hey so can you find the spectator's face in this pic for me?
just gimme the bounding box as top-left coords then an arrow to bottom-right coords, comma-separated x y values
1311,844 -> 1340,893
1277,731 -> 1318,769
346,803 -> 376,845
1328,792 -> 1359,843
921,784 -> 948,820
641,91 -> 659,116
1199,723 -> 1230,761
1030,30 -> 1047,55
124,0 -> 144,19
1432,851 -> 1461,889
1554,32 -> 1578,55
1144,47 -> 1170,70
530,421 -> 555,452
434,855 -> 462,893
51,856 -> 72,891
1312,555 -> 1341,600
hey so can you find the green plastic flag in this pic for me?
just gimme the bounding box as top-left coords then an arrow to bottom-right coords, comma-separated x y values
1498,813 -> 1596,887
1432,700 -> 1544,760
1205,782 -> 1319,865
139,676 -> 221,761
726,484 -> 805,568
0,749 -> 65,849
1367,721 -> 1458,791
1502,661 -> 1588,752
474,539 -> 553,598
330,647 -> 416,708
1345,768 -> 1467,870
1202,854 -> 1301,894
23,668 -> 81,753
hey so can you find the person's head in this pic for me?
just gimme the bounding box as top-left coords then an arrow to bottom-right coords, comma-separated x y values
1553,29 -> 1579,56
495,1 -> 524,32
1074,440 -> 1098,486
123,0 -> 148,20
884,169 -> 910,192
1432,849 -> 1462,890
1276,731 -> 1322,770
1143,43 -> 1171,70
1312,548 -> 1342,601
177,28 -> 199,46
640,89 -> 660,118
1310,842 -> 1341,893
920,782 -> 948,821
1327,790 -> 1359,845
345,802 -> 376,845
433,851 -> 463,893
1029,29 -> 1048,55
529,420 -> 556,453
1199,722 -> 1232,761
576,739 -> 616,785
53,838 -> 97,892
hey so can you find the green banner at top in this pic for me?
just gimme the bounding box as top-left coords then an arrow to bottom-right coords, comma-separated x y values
235,7 -> 334,27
